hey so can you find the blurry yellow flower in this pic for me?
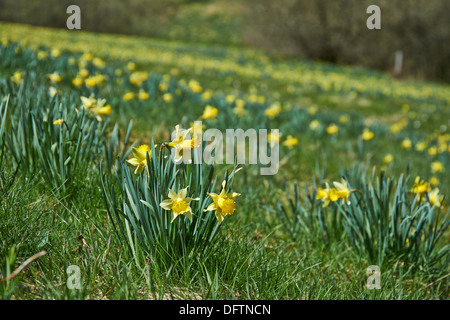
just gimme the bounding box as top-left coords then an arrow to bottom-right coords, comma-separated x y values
93,57 -> 106,68
37,51 -> 48,60
202,105 -> 219,120
123,92 -> 135,101
390,119 -> 408,133
428,188 -> 444,208
326,124 -> 339,135
308,106 -> 318,115
233,105 -> 246,116
333,179 -> 355,205
309,120 -> 320,131
160,187 -> 196,223
361,128 -> 374,141
431,161 -> 444,173
159,82 -> 169,92
163,93 -> 173,103
415,141 -> 427,152
138,90 -> 149,100
168,125 -> 201,162
430,176 -> 439,187
428,147 -> 438,156
225,94 -> 236,104
81,52 -> 94,61
188,79 -> 203,93
68,57 -> 76,66
92,104 -> 112,116
401,104 -> 410,112
411,176 -> 430,200
10,71 -> 23,85
383,154 -> 394,164
282,135 -> 299,148
84,77 -> 98,87
78,69 -> 89,78
127,62 -> 136,71
53,119 -> 65,125
51,48 -> 61,58
201,90 -> 212,100
235,99 -> 245,109
49,86 -> 58,98
338,114 -> 350,124
72,77 -> 83,87
205,181 -> 240,224
126,144 -> 151,175
264,103 -> 282,118
129,71 -> 148,86
48,72 -> 62,83
401,139 -> 412,149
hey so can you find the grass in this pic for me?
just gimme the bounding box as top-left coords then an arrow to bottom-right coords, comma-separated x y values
0,22 -> 449,300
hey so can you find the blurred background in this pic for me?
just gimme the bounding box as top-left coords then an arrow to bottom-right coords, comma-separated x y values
0,0 -> 449,82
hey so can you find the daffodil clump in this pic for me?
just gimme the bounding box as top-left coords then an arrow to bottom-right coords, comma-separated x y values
79,95 -> 112,121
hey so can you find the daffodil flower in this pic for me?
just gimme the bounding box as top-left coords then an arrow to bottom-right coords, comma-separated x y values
205,181 -> 240,224
168,125 -> 201,162
332,179 -> 355,205
126,145 -> 152,174
201,105 -> 219,120
428,188 -> 443,208
410,176 -> 430,201
159,187 -> 198,223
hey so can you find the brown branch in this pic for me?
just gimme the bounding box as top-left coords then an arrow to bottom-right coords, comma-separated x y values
0,250 -> 47,283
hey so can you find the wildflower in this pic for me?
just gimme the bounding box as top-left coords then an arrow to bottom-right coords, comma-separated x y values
37,51 -> 48,60
333,179 -> 355,205
316,183 -> 339,207
401,139 -> 412,149
138,90 -> 149,100
338,114 -> 350,124
428,147 -> 438,156
188,79 -> 203,93
431,161 -> 444,173
122,92 -> 135,101
10,71 -> 23,85
160,187 -> 197,223
264,103 -> 282,118
168,125 -> 201,162
80,95 -> 97,109
308,106 -> 318,115
201,105 -> 219,120
282,135 -> 299,148
430,176 -> 439,187
127,62 -> 136,71
53,119 -> 65,125
72,77 -> 83,87
411,176 -> 430,200
201,90 -> 212,101
383,154 -> 394,164
428,188 -> 444,208
78,69 -> 89,78
415,141 -> 427,152
205,181 -> 240,224
51,48 -> 61,58
49,87 -> 58,98
84,77 -> 98,87
129,71 -> 148,86
326,124 -> 339,135
309,120 -> 320,131
361,128 -> 374,141
93,57 -> 106,69
163,93 -> 173,103
48,73 -> 62,83
92,104 -> 112,116
126,144 -> 151,175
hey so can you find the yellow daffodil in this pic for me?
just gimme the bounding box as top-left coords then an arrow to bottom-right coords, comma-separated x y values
126,144 -> 151,175
308,106 -> 318,115
201,90 -> 212,100
326,124 -> 339,135
48,72 -> 62,83
333,179 -> 355,205
163,93 -> 173,103
411,176 -> 430,200
282,135 -> 299,148
428,188 -> 443,208
428,147 -> 438,156
93,57 -> 106,69
338,114 -> 350,124
205,181 -> 240,224
316,183 -> 339,207
201,105 -> 219,120
264,103 -> 282,118
51,48 -> 61,58
309,120 -> 320,131
138,90 -> 149,100
168,125 -> 201,162
10,71 -> 23,85
188,79 -> 203,93
383,154 -> 394,164
72,77 -> 83,87
431,161 -> 444,173
129,71 -> 148,86
49,86 -> 58,98
123,92 -> 135,101
430,176 -> 439,187
127,62 -> 136,71
160,187 -> 197,223
401,138 -> 412,149
78,69 -> 89,78
37,51 -> 48,60
361,128 -> 374,141
53,119 -> 65,125
415,141 -> 427,152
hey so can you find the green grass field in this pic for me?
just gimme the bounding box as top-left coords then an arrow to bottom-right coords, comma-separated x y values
0,22 -> 449,300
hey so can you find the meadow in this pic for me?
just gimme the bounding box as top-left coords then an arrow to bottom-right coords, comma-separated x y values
0,22 -> 449,300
